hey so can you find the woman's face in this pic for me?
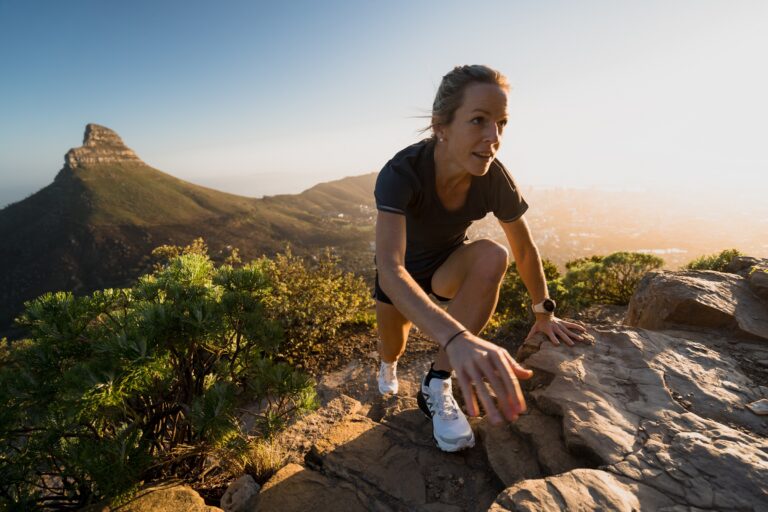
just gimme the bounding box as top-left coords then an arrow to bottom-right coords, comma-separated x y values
436,82 -> 509,176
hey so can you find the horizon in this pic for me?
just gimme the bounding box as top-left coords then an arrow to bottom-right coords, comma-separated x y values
2,1 -> 768,212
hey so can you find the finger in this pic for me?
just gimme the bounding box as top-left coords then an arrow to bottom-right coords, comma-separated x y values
476,354 -> 511,423
505,352 -> 534,381
492,352 -> 528,417
561,320 -> 588,333
466,363 -> 506,424
554,324 -> 575,346
455,369 -> 480,417
559,324 -> 586,342
545,328 -> 560,346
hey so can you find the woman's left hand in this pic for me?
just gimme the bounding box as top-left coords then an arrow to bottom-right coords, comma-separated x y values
526,315 -> 588,346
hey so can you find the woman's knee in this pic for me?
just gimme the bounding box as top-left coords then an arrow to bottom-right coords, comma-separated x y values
470,239 -> 509,280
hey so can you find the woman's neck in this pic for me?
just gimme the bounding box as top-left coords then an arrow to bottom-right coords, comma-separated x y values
433,140 -> 471,190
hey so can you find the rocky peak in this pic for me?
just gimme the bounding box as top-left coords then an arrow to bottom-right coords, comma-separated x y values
64,124 -> 142,169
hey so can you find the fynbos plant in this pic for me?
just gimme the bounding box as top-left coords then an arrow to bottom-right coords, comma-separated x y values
0,250 -> 317,510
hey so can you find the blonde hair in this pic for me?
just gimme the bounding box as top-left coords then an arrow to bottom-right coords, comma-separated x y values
428,65 -> 510,137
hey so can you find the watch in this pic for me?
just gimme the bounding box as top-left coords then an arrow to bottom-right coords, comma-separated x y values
532,298 -> 556,314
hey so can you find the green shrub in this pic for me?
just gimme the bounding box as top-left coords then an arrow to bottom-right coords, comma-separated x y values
563,252 -> 664,307
0,251 -> 316,510
683,248 -> 743,272
258,248 -> 373,367
492,259 -> 568,331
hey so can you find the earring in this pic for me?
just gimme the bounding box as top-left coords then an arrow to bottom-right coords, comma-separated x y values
438,137 -> 444,142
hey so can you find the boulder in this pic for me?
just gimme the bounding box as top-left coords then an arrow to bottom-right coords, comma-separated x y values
626,270 -> 768,340
725,256 -> 765,276
749,267 -> 768,300
502,325 -> 768,510
220,475 -> 259,512
255,463 -> 368,512
99,483 -> 221,512
489,468 -> 675,511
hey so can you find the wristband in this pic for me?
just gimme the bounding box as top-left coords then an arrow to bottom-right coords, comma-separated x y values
443,329 -> 468,351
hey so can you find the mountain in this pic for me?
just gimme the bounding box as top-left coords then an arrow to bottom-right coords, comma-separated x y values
0,124 -> 376,335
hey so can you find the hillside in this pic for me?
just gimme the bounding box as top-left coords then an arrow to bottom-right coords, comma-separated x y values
0,124 -> 375,334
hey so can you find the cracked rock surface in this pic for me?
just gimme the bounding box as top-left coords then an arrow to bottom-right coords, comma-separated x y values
492,269 -> 768,510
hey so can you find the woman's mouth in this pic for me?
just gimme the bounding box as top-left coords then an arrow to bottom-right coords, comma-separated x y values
472,152 -> 493,161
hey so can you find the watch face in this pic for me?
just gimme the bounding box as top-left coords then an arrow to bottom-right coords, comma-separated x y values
543,299 -> 556,312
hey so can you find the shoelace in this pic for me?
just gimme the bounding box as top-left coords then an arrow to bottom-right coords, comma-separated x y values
434,380 -> 459,420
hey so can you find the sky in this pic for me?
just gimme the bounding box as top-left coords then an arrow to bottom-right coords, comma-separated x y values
1,0 -> 767,210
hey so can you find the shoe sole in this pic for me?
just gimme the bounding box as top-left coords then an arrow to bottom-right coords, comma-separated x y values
417,387 -> 475,452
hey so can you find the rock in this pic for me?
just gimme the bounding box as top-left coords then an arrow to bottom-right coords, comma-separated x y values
725,256 -> 765,276
220,475 -> 259,512
508,406 -> 589,476
489,468 -> 676,511
64,124 -> 142,169
478,419 -> 541,486
626,270 -> 768,341
100,483 -> 222,512
304,396 -> 501,511
507,325 -> 768,510
747,398 -> 768,416
259,394 -> 363,464
255,463 -> 368,512
749,267 -> 768,300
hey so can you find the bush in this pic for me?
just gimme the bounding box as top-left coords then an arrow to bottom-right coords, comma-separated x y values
683,249 -> 743,272
258,248 -> 373,367
0,250 -> 316,510
563,252 -> 664,307
492,259 -> 568,331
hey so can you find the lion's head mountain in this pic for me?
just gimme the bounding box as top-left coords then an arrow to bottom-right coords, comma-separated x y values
0,124 -> 377,333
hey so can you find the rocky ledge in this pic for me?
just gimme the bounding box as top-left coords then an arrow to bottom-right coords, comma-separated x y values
64,123 -> 142,168
242,261 -> 768,512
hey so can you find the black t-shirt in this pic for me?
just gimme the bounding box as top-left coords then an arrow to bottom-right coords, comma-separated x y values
374,139 -> 528,278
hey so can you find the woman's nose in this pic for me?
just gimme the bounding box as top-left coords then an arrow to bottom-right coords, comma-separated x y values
484,123 -> 501,143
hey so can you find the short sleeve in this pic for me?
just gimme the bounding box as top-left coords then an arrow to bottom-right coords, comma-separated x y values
490,161 -> 529,222
374,164 -> 415,215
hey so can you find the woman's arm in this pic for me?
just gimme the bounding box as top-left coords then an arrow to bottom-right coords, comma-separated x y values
500,217 -> 587,346
377,211 -> 533,424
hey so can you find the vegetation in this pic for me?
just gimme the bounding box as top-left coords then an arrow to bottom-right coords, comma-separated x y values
492,259 -> 569,330
683,248 -> 743,272
0,240 -> 370,510
493,252 -> 665,329
563,252 -> 664,308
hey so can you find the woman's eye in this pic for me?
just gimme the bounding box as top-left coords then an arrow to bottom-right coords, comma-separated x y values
471,117 -> 484,125
498,119 -> 508,128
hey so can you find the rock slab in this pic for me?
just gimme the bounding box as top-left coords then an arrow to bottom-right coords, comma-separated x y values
489,270 -> 768,510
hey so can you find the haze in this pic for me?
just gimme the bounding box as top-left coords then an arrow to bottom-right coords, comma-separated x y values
1,1 -> 766,256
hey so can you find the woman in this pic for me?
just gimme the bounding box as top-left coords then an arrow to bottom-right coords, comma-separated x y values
374,65 -> 586,452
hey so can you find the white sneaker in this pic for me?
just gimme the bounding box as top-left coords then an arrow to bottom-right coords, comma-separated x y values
378,360 -> 399,395
417,371 -> 475,452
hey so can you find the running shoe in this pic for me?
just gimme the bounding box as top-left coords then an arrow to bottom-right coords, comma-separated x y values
417,370 -> 475,452
378,360 -> 399,395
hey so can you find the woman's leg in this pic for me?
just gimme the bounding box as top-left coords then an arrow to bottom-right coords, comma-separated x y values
430,239 -> 509,371
376,300 -> 412,363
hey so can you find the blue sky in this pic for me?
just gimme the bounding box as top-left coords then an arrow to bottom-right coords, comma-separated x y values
1,0 -> 767,209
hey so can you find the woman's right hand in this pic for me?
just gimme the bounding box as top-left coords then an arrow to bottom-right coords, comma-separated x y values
445,332 -> 533,425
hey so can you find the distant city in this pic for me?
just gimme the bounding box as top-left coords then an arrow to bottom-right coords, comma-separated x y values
467,187 -> 768,270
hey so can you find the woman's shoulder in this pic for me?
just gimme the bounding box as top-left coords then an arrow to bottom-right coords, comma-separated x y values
383,139 -> 434,174
486,158 -> 518,187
